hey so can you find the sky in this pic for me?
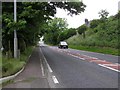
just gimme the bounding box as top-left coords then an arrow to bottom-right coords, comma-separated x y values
55,0 -> 120,28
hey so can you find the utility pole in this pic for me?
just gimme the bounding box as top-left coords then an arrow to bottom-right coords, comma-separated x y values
14,0 -> 18,58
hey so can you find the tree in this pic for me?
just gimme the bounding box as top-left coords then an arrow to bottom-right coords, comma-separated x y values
98,9 -> 109,20
90,19 -> 102,29
2,2 -> 86,55
78,25 -> 87,38
44,18 -> 68,45
57,28 -> 76,42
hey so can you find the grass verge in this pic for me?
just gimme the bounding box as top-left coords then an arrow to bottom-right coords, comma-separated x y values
2,46 -> 34,77
69,45 -> 119,56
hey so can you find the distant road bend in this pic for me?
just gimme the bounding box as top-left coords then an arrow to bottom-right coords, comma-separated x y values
40,44 -> 119,88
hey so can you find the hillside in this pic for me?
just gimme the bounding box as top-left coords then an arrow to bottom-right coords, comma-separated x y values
67,12 -> 119,56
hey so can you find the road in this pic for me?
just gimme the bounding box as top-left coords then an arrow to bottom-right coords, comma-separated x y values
40,45 -> 119,88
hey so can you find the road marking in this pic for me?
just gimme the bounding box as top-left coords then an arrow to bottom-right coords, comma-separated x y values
52,76 -> 59,84
42,46 -> 120,73
44,57 -> 53,73
90,60 -> 106,62
82,55 -> 98,59
41,62 -> 45,76
115,63 -> 120,65
79,57 -> 85,60
98,64 -> 120,72
102,64 -> 119,66
40,47 -> 53,73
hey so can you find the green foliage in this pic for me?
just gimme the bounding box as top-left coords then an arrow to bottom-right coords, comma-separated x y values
2,2 -> 86,55
78,25 -> 87,34
115,11 -> 120,19
2,46 -> 34,77
67,11 -> 119,55
57,28 -> 76,42
77,25 -> 87,38
69,45 -> 118,56
90,19 -> 102,29
44,17 -> 77,45
44,18 -> 69,45
98,9 -> 109,20
2,58 -> 25,77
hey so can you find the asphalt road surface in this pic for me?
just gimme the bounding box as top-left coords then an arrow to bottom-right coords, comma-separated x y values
40,45 -> 119,88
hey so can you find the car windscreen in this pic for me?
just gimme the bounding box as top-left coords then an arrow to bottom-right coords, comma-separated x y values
60,42 -> 68,45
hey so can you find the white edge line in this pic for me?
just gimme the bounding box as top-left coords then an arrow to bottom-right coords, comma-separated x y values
90,60 -> 106,62
44,58 -> 53,73
52,76 -> 59,84
102,64 -> 119,66
41,62 -> 45,76
40,47 -> 53,73
98,64 -> 120,72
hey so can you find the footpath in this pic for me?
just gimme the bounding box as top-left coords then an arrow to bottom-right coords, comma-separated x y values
2,47 -> 50,89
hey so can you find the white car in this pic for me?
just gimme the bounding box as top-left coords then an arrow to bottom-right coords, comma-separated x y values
58,41 -> 68,49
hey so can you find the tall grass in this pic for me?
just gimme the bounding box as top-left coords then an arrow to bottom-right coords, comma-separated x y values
67,34 -> 119,56
2,58 -> 25,77
2,46 -> 34,77
69,45 -> 119,56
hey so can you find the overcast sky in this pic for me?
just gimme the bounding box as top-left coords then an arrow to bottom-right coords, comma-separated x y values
55,0 -> 120,28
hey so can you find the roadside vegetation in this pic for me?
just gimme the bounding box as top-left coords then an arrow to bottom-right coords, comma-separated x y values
44,18 -> 76,45
2,2 -> 86,77
67,10 -> 119,56
2,46 -> 34,77
44,9 -> 119,56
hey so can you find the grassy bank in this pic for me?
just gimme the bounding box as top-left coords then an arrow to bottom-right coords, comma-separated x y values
67,34 -> 119,56
66,14 -> 119,56
69,45 -> 119,56
2,46 -> 34,77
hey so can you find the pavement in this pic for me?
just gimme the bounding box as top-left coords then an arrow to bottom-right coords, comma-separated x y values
2,47 -> 50,89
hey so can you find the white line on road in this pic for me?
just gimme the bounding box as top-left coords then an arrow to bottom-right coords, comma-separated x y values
98,64 -> 120,72
82,55 -> 98,59
40,47 -> 53,73
90,60 -> 106,62
115,63 -> 120,65
52,76 -> 59,84
79,57 -> 85,60
44,57 -> 53,73
102,64 -> 119,66
41,62 -> 45,76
